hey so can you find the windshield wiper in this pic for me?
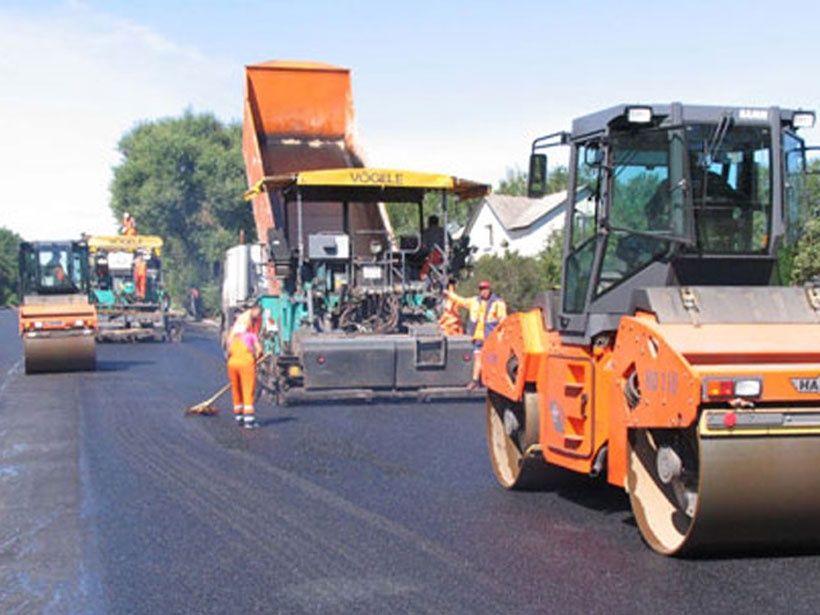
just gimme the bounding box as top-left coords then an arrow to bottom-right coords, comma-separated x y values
702,113 -> 733,168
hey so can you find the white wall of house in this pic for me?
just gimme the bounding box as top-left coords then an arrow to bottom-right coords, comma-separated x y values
470,204 -> 510,258
468,202 -> 565,258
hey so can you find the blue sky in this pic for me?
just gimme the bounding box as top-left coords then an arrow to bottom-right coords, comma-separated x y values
1,0 -> 818,238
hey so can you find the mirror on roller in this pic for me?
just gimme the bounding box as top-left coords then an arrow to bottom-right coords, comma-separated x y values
527,153 -> 548,198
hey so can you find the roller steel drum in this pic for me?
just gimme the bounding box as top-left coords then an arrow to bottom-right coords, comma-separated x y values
23,334 -> 96,374
486,391 -> 554,490
628,410 -> 820,555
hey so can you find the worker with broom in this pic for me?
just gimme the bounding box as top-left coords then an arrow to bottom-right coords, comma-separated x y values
226,304 -> 263,429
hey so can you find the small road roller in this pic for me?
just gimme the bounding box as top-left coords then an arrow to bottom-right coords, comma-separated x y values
18,240 -> 97,373
481,103 -> 820,555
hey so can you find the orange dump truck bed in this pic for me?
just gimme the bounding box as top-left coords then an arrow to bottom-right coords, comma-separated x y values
242,60 -> 387,271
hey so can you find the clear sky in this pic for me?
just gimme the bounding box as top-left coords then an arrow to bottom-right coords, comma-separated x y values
1,0 -> 819,239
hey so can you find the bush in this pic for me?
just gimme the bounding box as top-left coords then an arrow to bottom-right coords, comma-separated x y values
0,227 -> 22,306
792,215 -> 820,285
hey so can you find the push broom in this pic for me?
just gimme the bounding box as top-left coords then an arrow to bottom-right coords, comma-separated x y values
185,352 -> 271,416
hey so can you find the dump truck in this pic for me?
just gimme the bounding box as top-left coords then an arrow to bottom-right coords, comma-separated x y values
87,234 -> 178,342
223,59 -> 389,334
244,168 -> 488,402
18,240 -> 97,373
481,103 -> 820,555
242,59 -> 389,267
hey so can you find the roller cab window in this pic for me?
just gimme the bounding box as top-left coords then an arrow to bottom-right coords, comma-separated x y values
686,123 -> 772,254
783,131 -> 807,245
596,128 -> 684,296
562,143 -> 603,313
19,242 -> 88,296
38,248 -> 73,290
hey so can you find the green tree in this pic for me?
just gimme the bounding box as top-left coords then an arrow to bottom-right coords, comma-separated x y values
790,158 -> 820,284
496,166 -> 569,197
496,167 -> 528,196
792,216 -> 820,284
110,111 -> 254,313
0,227 -> 22,306
386,191 -> 475,236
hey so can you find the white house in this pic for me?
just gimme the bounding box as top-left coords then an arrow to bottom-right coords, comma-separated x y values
464,189 -> 587,257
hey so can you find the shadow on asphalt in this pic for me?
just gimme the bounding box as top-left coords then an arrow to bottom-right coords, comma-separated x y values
554,481 -> 631,515
686,544 -> 820,561
257,416 -> 297,428
525,466 -> 632,515
96,360 -> 155,372
276,396 -> 483,409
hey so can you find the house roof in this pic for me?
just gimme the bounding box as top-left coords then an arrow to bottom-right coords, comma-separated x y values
474,190 -> 570,232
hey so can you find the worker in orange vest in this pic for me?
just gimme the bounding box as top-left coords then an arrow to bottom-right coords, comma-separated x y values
133,253 -> 147,299
227,305 -> 263,428
446,280 -> 507,389
438,285 -> 464,336
121,212 -> 137,236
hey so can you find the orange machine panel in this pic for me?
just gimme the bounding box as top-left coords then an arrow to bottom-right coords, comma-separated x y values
19,303 -> 97,333
481,310 -> 548,401
241,59 -> 387,287
610,315 -> 702,431
246,61 -> 354,140
540,354 -> 595,459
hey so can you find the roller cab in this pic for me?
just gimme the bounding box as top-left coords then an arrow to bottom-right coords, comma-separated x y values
482,103 -> 820,555
18,240 -> 97,373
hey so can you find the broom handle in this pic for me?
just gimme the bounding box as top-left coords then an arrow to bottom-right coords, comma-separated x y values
202,381 -> 233,406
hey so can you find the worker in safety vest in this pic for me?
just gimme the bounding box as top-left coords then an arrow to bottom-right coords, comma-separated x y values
446,280 -> 507,389
438,285 -> 464,336
121,212 -> 137,236
133,253 -> 147,299
226,305 -> 263,429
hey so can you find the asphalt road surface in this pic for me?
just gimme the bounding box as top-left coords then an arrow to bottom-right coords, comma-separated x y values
1,308 -> 819,614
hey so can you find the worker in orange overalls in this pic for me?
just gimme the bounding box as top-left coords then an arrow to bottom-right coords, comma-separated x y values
121,212 -> 137,236
227,305 -> 263,429
446,280 -> 507,389
133,253 -> 147,299
438,285 -> 464,336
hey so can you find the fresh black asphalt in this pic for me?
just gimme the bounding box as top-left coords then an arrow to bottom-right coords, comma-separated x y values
0,309 -> 818,613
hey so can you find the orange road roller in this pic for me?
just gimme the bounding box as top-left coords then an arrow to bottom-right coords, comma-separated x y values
18,240 -> 97,373
481,103 -> 820,555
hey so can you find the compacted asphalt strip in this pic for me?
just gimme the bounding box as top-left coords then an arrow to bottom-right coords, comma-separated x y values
0,309 -> 819,614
